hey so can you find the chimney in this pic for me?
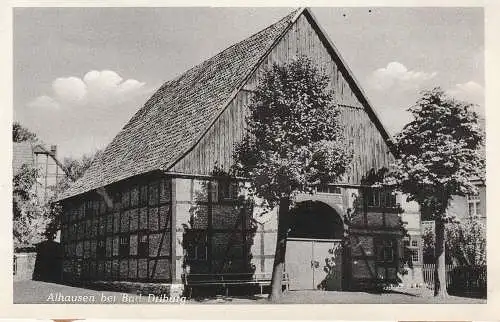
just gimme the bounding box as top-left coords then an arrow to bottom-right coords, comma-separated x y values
50,145 -> 57,156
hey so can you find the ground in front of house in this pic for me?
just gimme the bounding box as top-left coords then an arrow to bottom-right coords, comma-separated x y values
13,280 -> 486,304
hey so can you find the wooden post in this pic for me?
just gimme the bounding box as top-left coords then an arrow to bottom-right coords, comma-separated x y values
170,177 -> 178,283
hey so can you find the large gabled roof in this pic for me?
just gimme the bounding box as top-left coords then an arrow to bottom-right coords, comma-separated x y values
59,7 -> 395,201
59,8 -> 302,200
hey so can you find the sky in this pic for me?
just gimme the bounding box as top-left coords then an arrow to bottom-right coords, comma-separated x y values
13,7 -> 484,160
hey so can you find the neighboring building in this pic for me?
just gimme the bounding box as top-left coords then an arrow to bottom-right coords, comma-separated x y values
13,142 -> 66,202
420,177 -> 486,265
400,199 -> 424,286
58,8 -> 409,293
447,177 -> 486,224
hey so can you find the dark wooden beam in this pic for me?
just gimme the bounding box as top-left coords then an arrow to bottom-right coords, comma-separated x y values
170,177 -> 178,283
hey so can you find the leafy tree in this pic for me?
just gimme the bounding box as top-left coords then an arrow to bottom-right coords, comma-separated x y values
233,57 -> 352,300
423,218 -> 486,266
13,122 -> 37,142
386,88 -> 484,297
13,164 -> 54,249
54,149 -> 103,193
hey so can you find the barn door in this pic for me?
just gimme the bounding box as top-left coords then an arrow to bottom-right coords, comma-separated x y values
285,238 -> 343,291
312,239 -> 342,291
285,239 -> 314,290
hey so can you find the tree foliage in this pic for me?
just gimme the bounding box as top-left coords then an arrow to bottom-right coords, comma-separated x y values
233,56 -> 352,207
387,87 -> 485,216
13,164 -> 55,250
423,218 -> 486,266
54,149 -> 103,193
13,122 -> 37,143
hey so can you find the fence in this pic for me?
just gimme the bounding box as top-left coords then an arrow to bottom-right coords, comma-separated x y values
423,264 -> 487,295
13,252 -> 37,281
422,264 -> 455,289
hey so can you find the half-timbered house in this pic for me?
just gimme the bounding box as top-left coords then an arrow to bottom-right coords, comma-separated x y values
58,8 -> 410,294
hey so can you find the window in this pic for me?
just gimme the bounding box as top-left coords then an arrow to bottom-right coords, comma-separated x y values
119,235 -> 130,257
404,237 -> 420,264
410,249 -> 419,262
149,181 -> 159,206
403,237 -> 410,247
185,232 -> 207,260
467,193 -> 481,217
376,239 -> 395,263
96,238 -> 106,259
130,186 -> 139,207
366,188 -> 397,208
140,184 -> 148,206
138,233 -> 149,257
316,185 -> 341,195
215,181 -> 239,201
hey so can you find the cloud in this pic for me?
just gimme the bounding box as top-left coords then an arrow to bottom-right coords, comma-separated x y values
26,95 -> 60,110
52,76 -> 87,103
447,81 -> 484,105
21,70 -> 154,158
30,70 -> 146,109
367,62 -> 437,91
447,81 -> 485,119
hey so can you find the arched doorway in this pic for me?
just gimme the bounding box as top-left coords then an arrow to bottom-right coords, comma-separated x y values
285,201 -> 345,291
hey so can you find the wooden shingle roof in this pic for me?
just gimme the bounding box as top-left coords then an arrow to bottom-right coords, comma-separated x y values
60,8 -> 301,200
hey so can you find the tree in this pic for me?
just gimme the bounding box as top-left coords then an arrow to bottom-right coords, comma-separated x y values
13,122 -> 37,142
386,88 -> 484,297
13,164 -> 54,249
54,149 -> 103,193
233,57 -> 352,301
423,217 -> 486,266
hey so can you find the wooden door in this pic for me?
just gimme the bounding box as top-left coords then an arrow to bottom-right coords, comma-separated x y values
312,239 -> 343,291
285,238 -> 343,291
285,239 -> 314,290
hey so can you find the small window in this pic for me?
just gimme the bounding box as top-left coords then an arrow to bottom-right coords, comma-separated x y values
149,181 -> 159,206
119,235 -> 130,257
140,184 -> 148,206
411,249 -> 419,262
317,185 -> 341,194
216,181 -> 239,201
185,232 -> 207,260
467,193 -> 481,217
376,239 -> 395,263
96,238 -> 106,259
93,200 -> 99,216
130,186 -> 139,207
366,188 -> 397,208
85,200 -> 92,217
122,189 -> 131,209
411,240 -> 418,247
138,233 -> 149,257
99,199 -> 106,215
